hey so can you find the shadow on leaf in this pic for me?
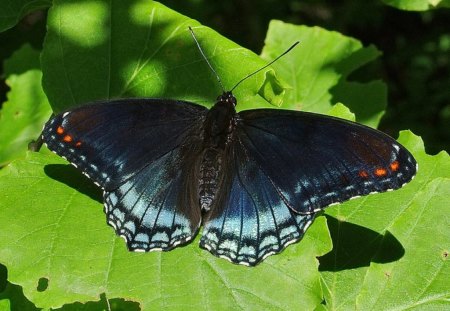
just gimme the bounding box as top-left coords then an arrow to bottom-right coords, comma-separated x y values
0,281 -> 39,310
0,279 -> 140,311
44,164 -> 102,203
318,215 -> 404,271
55,293 -> 141,311
0,264 -> 6,293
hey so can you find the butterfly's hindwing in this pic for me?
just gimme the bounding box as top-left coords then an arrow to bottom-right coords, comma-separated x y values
237,109 -> 417,214
200,139 -> 316,266
104,145 -> 202,251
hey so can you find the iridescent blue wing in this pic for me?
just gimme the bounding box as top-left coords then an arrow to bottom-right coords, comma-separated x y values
42,99 -> 207,250
200,140 -> 316,266
235,109 -> 417,214
200,109 -> 416,265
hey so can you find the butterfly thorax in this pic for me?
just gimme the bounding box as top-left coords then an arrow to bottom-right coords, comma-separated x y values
198,92 -> 237,211
202,92 -> 237,148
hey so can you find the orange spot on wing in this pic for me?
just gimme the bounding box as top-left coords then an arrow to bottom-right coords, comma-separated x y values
390,161 -> 399,171
375,168 -> 387,177
75,141 -> 82,147
359,170 -> 369,178
56,126 -> 64,134
63,135 -> 73,143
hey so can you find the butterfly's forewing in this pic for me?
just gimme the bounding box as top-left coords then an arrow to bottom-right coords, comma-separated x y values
42,99 -> 208,250
236,109 -> 417,214
200,136 -> 316,266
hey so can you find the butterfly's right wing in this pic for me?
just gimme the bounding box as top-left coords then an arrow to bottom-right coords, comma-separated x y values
200,108 -> 416,266
43,99 -> 208,251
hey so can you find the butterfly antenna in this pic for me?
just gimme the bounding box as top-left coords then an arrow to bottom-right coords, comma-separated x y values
189,26 -> 226,92
230,41 -> 299,93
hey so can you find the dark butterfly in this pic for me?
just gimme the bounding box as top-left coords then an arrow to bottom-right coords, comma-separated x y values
41,30 -> 417,266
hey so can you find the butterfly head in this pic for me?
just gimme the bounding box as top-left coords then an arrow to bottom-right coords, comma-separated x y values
217,91 -> 237,107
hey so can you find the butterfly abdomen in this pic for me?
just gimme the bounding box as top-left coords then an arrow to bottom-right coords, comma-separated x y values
199,149 -> 223,211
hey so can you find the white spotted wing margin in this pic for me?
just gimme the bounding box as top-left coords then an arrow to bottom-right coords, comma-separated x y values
42,99 -> 208,252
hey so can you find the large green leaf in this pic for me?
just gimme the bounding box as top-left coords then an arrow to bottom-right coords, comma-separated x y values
261,20 -> 385,128
320,133 -> 450,310
0,44 -> 51,167
0,0 -> 51,32
41,0 -> 286,113
2,134 -> 445,309
1,0 -> 330,309
382,0 -> 450,11
1,0 -> 447,309
0,152 -> 331,309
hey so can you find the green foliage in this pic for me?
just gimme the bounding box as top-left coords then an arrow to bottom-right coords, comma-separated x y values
0,0 -> 51,32
0,152 -> 330,309
162,0 -> 450,154
0,45 -> 51,166
382,0 -> 450,11
0,0 -> 449,309
321,133 -> 450,309
261,20 -> 385,128
41,0 -> 282,113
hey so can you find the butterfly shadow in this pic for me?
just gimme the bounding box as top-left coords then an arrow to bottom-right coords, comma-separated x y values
44,164 -> 103,204
318,215 -> 405,272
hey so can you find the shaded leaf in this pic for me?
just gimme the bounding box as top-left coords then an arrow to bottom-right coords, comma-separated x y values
382,0 -> 450,11
1,1 -> 442,310
41,0 -> 286,113
261,20 -> 385,128
1,1 -> 332,309
0,44 -> 51,167
0,0 -> 51,32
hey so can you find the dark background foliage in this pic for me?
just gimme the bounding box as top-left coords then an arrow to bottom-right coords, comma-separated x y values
1,0 -> 449,154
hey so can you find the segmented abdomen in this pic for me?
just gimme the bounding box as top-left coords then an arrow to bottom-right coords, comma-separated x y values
198,149 -> 222,211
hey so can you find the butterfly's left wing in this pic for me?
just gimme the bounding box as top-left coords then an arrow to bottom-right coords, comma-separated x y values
42,99 -> 208,251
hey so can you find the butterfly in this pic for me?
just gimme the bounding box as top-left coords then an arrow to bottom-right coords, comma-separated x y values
41,29 -> 417,266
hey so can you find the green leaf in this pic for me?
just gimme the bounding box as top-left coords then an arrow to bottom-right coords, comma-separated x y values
327,103 -> 356,121
320,132 -> 450,309
0,299 -> 9,310
382,0 -> 450,11
0,152 -> 330,309
0,0 -> 51,32
261,20 -> 385,128
2,2 -> 331,309
41,0 -> 286,113
2,1 -> 445,309
0,281 -> 39,311
0,44 -> 51,167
